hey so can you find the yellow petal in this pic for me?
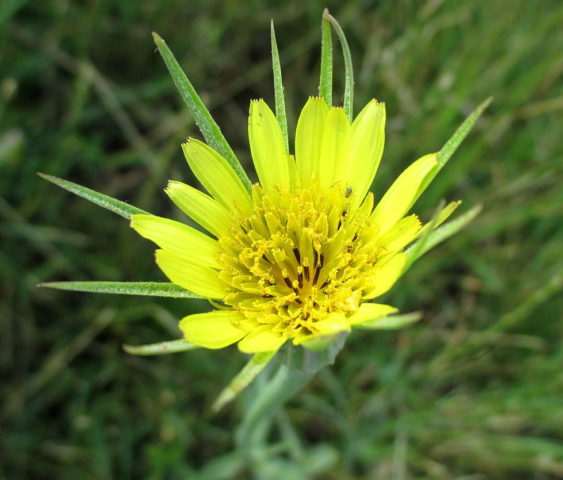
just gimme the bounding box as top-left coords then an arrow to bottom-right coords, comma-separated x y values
319,107 -> 351,191
155,249 -> 227,299
292,314 -> 349,346
342,100 -> 385,204
237,325 -> 286,353
165,180 -> 232,237
295,97 -> 330,185
348,303 -> 398,326
371,153 -> 438,235
179,310 -> 248,349
131,214 -> 219,268
377,215 -> 421,252
314,313 -> 350,335
287,154 -> 298,192
248,99 -> 291,191
182,138 -> 252,214
363,253 -> 407,299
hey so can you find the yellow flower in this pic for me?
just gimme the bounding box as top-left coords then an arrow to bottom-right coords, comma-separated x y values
130,96 -> 457,354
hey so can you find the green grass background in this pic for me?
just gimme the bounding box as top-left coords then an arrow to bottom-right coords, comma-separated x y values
1,0 -> 562,478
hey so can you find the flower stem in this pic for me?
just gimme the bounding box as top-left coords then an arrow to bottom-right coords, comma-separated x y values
235,363 -> 313,448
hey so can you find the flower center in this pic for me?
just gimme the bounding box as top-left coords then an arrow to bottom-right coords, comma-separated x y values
217,184 -> 384,339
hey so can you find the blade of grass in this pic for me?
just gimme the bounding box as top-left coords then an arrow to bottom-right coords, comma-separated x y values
489,273 -> 562,333
270,21 -> 289,151
38,173 -> 149,219
327,13 -> 354,119
0,0 -> 27,26
152,32 -> 251,191
319,9 -> 333,106
38,281 -> 203,298
123,339 -> 199,356
213,351 -> 276,413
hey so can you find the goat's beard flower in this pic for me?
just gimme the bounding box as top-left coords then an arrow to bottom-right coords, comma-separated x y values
131,97 -> 455,354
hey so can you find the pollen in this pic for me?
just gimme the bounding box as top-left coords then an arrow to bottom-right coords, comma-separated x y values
217,183 -> 385,340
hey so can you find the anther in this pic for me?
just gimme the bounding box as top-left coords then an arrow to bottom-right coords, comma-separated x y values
313,267 -> 321,285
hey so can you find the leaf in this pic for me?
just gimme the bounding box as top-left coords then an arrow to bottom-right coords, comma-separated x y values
278,331 -> 348,374
270,21 -> 289,152
327,13 -> 354,119
212,351 -> 275,413
152,33 -> 251,192
414,97 -> 492,202
405,204 -> 482,265
403,200 -> 446,273
439,97 -> 493,166
38,281 -> 203,298
354,312 -> 422,330
123,339 -> 198,356
318,9 -> 333,106
38,173 -> 148,219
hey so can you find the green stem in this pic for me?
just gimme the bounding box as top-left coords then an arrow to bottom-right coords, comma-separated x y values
235,363 -> 313,448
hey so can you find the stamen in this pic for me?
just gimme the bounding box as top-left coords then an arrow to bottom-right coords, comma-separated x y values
313,266 -> 321,285
217,184 -> 382,340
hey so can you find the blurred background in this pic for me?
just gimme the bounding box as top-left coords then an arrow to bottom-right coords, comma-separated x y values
1,0 -> 562,478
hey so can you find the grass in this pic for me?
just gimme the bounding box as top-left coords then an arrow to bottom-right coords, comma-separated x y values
1,0 -> 562,478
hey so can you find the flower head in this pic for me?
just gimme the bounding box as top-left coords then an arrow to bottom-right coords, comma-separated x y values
40,13 -> 487,407
131,96 -> 451,353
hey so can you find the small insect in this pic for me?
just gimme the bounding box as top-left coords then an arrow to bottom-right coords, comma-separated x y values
344,187 -> 353,198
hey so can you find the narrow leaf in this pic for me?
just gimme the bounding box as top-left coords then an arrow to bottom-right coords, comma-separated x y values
212,351 -> 275,413
405,204 -> 482,265
38,173 -> 148,219
414,97 -> 492,202
270,21 -> 289,152
440,97 -> 492,166
152,32 -> 252,191
123,339 -> 198,356
403,200 -> 445,273
355,312 -> 422,330
38,281 -> 203,298
327,13 -> 354,119
319,9 -> 333,106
